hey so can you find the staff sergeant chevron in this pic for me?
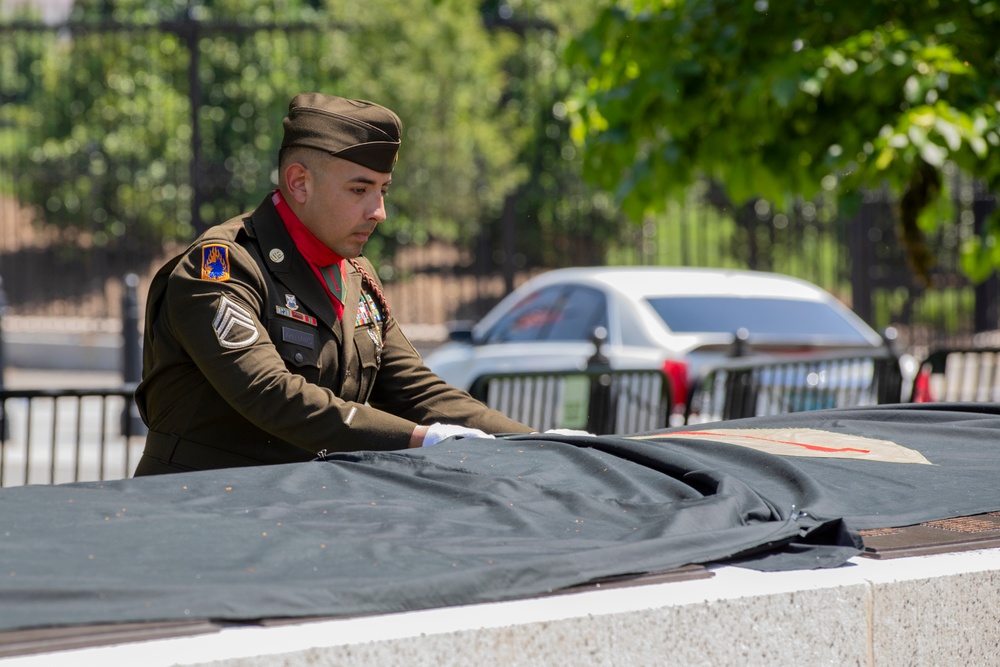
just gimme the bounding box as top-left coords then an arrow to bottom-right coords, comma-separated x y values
213,295 -> 260,349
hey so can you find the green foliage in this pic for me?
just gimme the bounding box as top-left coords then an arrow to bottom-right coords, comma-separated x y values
323,0 -> 522,255
476,0 -> 634,268
1,0 -> 327,247
0,0 -> 530,265
0,0 -> 667,276
873,284 -> 976,335
566,0 -> 1000,281
1,28 -> 194,245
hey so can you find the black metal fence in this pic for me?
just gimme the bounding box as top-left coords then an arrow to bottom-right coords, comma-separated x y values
0,386 -> 143,487
4,342 -> 1000,487
683,348 -> 905,424
910,347 -> 1000,403
466,326 -> 674,435
469,368 -> 672,435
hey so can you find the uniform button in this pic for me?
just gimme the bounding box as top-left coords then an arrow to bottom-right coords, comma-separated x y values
294,352 -> 304,363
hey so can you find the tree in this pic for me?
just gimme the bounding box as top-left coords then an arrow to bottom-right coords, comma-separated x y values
565,0 -> 1000,285
0,0 -> 527,266
479,0 -> 633,270
0,0 -> 326,248
1,8 -> 190,249
321,0 -> 523,262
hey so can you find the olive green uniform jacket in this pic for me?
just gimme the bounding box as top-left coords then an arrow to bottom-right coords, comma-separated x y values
133,196 -> 533,474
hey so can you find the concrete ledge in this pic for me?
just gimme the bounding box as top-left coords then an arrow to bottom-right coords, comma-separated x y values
3,548 -> 997,666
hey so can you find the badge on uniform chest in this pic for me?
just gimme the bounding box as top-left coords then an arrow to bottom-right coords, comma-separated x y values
275,305 -> 318,327
355,293 -> 383,327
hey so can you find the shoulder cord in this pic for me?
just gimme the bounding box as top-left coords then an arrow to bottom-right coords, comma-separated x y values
348,259 -> 392,329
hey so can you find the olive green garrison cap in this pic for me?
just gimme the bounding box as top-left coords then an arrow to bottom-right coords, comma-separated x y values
281,93 -> 401,173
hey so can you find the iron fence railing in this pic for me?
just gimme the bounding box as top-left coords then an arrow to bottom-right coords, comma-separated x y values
469,368 -> 672,435
911,347 -> 1000,403
3,347 -> 999,487
684,348 -> 904,424
0,386 -> 144,487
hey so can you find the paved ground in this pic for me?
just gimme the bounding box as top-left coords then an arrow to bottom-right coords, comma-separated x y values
4,367 -> 124,389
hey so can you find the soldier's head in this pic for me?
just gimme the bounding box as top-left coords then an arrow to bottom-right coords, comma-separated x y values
277,94 -> 401,258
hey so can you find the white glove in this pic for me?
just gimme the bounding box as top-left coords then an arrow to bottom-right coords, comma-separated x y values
544,429 -> 596,437
421,423 -> 495,447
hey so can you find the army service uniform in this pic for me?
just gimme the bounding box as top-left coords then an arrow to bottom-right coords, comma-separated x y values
133,196 -> 533,475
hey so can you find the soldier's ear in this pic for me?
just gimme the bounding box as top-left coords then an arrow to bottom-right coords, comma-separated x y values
284,162 -> 311,205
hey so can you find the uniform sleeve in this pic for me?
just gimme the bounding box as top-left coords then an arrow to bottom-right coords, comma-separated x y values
164,243 -> 417,453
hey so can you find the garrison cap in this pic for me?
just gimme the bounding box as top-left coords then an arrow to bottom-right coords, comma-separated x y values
281,93 -> 402,173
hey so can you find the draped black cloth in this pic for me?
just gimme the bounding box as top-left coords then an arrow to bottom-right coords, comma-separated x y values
2,403 -> 998,633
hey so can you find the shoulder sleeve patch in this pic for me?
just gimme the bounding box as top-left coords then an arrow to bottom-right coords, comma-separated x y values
201,244 -> 231,282
213,295 -> 260,349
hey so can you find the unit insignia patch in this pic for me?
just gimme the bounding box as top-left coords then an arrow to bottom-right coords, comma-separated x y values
201,244 -> 230,282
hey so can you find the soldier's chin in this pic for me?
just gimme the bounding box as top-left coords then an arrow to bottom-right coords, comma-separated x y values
348,236 -> 370,257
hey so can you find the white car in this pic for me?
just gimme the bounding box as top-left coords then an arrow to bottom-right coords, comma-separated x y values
423,267 -> 893,421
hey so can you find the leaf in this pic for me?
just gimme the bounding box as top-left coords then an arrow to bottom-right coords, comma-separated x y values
837,190 -> 864,221
772,77 -> 800,108
934,116 -> 962,151
919,141 -> 946,168
960,237 -> 999,284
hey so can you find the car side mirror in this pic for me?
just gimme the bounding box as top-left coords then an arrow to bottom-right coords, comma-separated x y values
447,321 -> 476,345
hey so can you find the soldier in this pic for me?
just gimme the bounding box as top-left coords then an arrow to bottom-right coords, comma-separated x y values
133,93 -> 534,475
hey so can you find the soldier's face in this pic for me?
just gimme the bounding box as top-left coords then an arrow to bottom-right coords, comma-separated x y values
298,156 -> 390,258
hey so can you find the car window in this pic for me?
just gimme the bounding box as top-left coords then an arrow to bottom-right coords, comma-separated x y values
544,286 -> 608,341
484,285 -> 608,343
483,286 -> 565,343
645,296 -> 873,343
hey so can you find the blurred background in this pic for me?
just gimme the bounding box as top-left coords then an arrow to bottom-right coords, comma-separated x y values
2,0 -> 999,378
0,1 -> 998,376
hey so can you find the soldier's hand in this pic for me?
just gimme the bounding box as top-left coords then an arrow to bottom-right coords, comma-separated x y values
421,423 -> 495,447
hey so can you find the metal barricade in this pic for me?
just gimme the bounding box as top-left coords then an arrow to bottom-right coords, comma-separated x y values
0,386 -> 143,487
911,347 -> 1000,403
685,348 -> 904,424
468,368 -> 672,435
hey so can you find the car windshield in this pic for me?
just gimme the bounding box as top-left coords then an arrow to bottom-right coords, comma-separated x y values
645,296 -> 873,343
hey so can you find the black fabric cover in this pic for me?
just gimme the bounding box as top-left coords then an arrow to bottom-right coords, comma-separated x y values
1,403 -> 999,633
